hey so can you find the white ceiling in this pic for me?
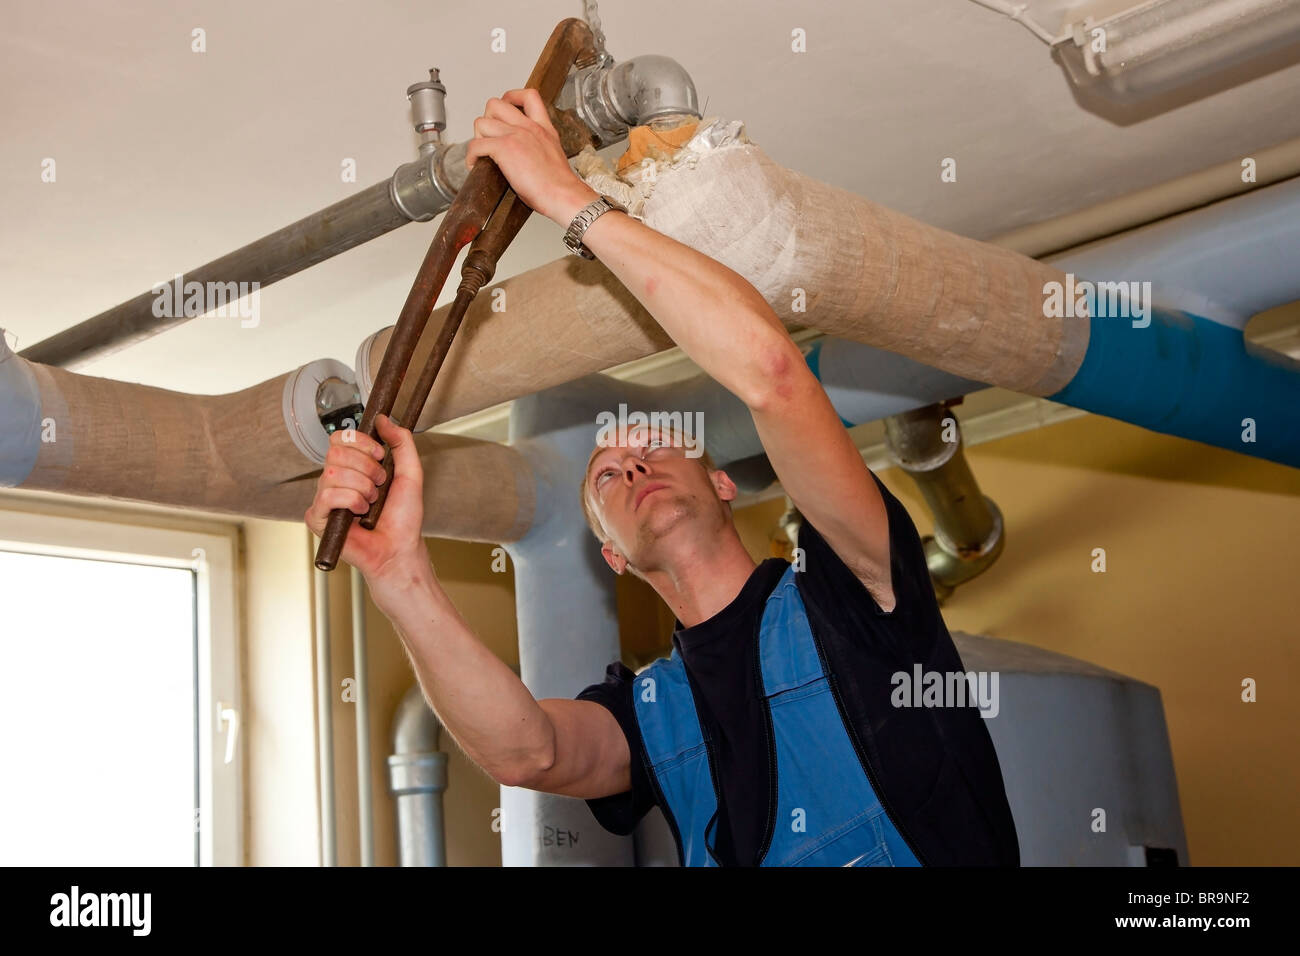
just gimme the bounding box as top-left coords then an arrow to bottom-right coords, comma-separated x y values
4,0 -> 1300,399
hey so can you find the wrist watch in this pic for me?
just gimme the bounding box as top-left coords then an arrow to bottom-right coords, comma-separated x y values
563,194 -> 626,260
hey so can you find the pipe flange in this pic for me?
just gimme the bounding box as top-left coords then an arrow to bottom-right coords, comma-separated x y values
431,141 -> 469,205
390,150 -> 443,222
387,753 -> 448,796
282,358 -> 355,464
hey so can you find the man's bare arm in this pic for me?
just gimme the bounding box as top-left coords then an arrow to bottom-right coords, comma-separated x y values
463,90 -> 896,603
563,194 -> 895,607
465,89 -> 793,408
371,557 -> 552,786
533,698 -> 632,798
371,557 -> 631,796
561,186 -> 796,410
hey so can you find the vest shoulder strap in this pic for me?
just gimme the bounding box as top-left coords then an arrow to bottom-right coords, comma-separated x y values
758,564 -> 827,696
633,649 -> 706,767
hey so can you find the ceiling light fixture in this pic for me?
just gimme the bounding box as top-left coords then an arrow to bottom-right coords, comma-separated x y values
1052,0 -> 1300,102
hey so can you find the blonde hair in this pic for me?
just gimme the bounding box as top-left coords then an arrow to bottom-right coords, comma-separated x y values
580,427 -> 717,544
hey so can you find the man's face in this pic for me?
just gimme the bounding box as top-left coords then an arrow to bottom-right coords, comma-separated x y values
584,423 -> 734,573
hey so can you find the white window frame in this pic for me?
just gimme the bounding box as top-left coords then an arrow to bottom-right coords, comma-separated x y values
0,506 -> 243,866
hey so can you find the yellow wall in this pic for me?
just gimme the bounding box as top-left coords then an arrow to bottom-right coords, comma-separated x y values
926,414 -> 1299,866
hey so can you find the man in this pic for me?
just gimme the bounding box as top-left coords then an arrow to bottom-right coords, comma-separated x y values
306,88 -> 1020,866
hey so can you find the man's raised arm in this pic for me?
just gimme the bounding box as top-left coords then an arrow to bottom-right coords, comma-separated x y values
466,88 -> 895,606
467,89 -> 798,411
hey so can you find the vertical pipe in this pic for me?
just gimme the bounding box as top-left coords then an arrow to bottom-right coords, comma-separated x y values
313,567 -> 337,866
388,685 -> 448,866
499,379 -> 642,866
350,567 -> 375,866
191,570 -> 201,866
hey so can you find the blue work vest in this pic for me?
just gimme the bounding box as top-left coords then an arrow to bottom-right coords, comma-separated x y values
633,564 -> 923,867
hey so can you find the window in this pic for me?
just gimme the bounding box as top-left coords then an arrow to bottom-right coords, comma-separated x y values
0,504 -> 242,865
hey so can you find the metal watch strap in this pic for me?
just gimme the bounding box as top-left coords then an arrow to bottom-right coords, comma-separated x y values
563,194 -> 625,259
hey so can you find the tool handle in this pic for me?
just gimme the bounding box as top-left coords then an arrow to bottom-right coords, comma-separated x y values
360,445 -> 397,531
313,18 -> 596,572
314,410 -> 383,571
355,288 -> 472,535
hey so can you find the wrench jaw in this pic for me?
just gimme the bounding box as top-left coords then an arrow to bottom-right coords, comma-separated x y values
314,18 -> 597,572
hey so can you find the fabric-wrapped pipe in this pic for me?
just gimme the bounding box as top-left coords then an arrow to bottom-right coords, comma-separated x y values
6,355 -> 535,543
359,118 -> 1085,433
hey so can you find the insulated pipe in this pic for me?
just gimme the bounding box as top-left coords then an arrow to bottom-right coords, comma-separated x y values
587,126 -> 1089,398
357,130 -> 1087,431
1045,303 -> 1300,466
353,124 -> 1298,467
0,331 -> 41,487
388,684 -> 448,867
1044,177 -> 1300,468
1,314 -> 979,543
1049,176 -> 1300,327
498,378 -> 638,866
0,340 -> 537,542
19,54 -> 700,371
6,125 -> 1298,534
805,339 -> 984,426
561,341 -> 984,495
990,136 -> 1300,258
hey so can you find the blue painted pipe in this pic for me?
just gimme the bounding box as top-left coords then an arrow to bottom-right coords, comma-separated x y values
1045,295 -> 1300,469
804,300 -> 1299,469
803,340 -> 859,430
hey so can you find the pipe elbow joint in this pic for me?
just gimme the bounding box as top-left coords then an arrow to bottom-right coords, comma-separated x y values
567,54 -> 702,144
606,54 -> 701,125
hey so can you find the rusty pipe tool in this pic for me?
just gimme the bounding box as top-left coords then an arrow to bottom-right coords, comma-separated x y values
315,17 -> 599,572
